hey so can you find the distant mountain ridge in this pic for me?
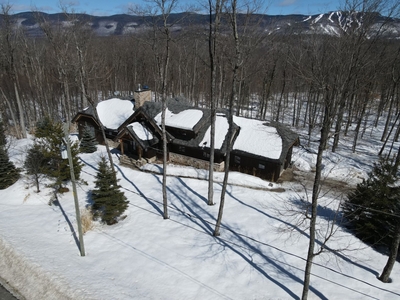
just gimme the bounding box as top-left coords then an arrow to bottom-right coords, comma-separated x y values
1,11 -> 400,38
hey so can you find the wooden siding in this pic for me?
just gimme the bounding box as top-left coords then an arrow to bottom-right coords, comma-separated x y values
169,143 -> 225,164
230,151 -> 282,181
166,127 -> 196,141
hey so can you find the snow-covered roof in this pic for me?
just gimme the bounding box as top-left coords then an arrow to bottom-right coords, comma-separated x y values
115,100 -> 296,160
154,108 -> 203,131
233,116 -> 282,160
128,122 -> 153,141
96,98 -> 134,129
199,114 -> 229,150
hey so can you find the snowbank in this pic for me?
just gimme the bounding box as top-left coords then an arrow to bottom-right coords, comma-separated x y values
0,237 -> 83,300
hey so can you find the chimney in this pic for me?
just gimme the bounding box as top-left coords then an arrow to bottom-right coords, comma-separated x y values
134,84 -> 151,109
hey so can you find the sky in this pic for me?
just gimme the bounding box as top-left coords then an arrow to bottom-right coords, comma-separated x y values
2,0 -> 342,16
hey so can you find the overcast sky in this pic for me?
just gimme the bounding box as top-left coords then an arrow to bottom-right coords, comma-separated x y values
2,0 -> 342,16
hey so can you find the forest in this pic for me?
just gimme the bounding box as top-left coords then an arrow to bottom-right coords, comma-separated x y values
0,1 -> 398,156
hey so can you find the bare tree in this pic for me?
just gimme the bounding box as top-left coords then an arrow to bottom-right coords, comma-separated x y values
0,4 -> 27,138
301,105 -> 337,300
379,221 -> 400,282
378,146 -> 400,282
213,0 -> 266,235
207,0 -> 224,206
35,10 -> 74,124
132,0 -> 183,219
214,0 -> 241,236
298,0 -> 400,297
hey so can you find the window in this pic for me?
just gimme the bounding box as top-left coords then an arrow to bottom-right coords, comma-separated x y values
203,152 -> 210,158
130,141 -> 136,151
234,156 -> 241,164
258,163 -> 265,170
179,146 -> 186,153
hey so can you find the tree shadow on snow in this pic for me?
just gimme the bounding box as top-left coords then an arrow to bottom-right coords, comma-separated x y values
146,177 -> 324,299
114,164 -> 164,217
289,197 -> 381,275
79,157 -> 99,173
223,189 -> 400,298
219,231 -> 327,300
151,174 -> 214,234
53,197 -> 81,254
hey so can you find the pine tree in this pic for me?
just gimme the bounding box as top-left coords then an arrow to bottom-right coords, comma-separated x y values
343,156 -> 400,282
0,121 -> 6,148
35,116 -> 82,187
24,144 -> 48,192
0,145 -> 19,189
80,125 -> 97,153
0,120 -> 19,189
91,156 -> 128,225
343,157 -> 398,247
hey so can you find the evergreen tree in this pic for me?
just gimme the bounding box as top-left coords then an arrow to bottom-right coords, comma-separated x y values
0,146 -> 19,189
0,121 -> 6,148
343,157 -> 399,248
343,156 -> 400,282
91,156 -> 128,225
35,116 -> 82,187
0,120 -> 19,189
80,125 -> 97,153
24,143 -> 48,192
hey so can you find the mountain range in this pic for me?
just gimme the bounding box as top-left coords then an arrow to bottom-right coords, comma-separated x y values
2,11 -> 400,38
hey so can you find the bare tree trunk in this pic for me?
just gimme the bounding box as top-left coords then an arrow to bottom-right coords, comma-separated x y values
352,96 -> 368,153
275,61 -> 286,122
0,4 -> 27,138
379,222 -> 400,283
191,40 -> 198,104
162,96 -> 169,219
207,0 -> 223,206
379,112 -> 400,156
14,81 -> 27,138
0,87 -> 18,136
331,95 -> 346,152
77,46 -> 89,109
301,105 -> 331,300
214,0 -> 240,237
261,59 -> 277,120
381,90 -> 395,142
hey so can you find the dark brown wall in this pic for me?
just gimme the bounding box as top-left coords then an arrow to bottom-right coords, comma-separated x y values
230,151 -> 282,181
169,144 -> 225,163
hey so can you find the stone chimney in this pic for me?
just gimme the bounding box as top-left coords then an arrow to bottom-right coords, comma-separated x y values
134,84 -> 151,109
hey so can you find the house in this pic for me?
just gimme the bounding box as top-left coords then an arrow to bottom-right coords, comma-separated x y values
72,88 -> 151,145
116,99 -> 239,170
73,88 -> 299,182
230,117 -> 299,181
72,98 -> 135,145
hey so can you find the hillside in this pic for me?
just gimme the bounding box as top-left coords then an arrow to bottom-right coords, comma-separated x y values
0,116 -> 399,299
2,11 -> 400,37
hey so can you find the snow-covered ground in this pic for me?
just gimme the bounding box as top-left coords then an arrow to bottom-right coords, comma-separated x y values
0,125 -> 399,299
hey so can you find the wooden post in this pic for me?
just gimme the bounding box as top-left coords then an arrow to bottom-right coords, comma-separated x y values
120,139 -> 124,155
138,146 -> 142,159
64,124 -> 86,257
